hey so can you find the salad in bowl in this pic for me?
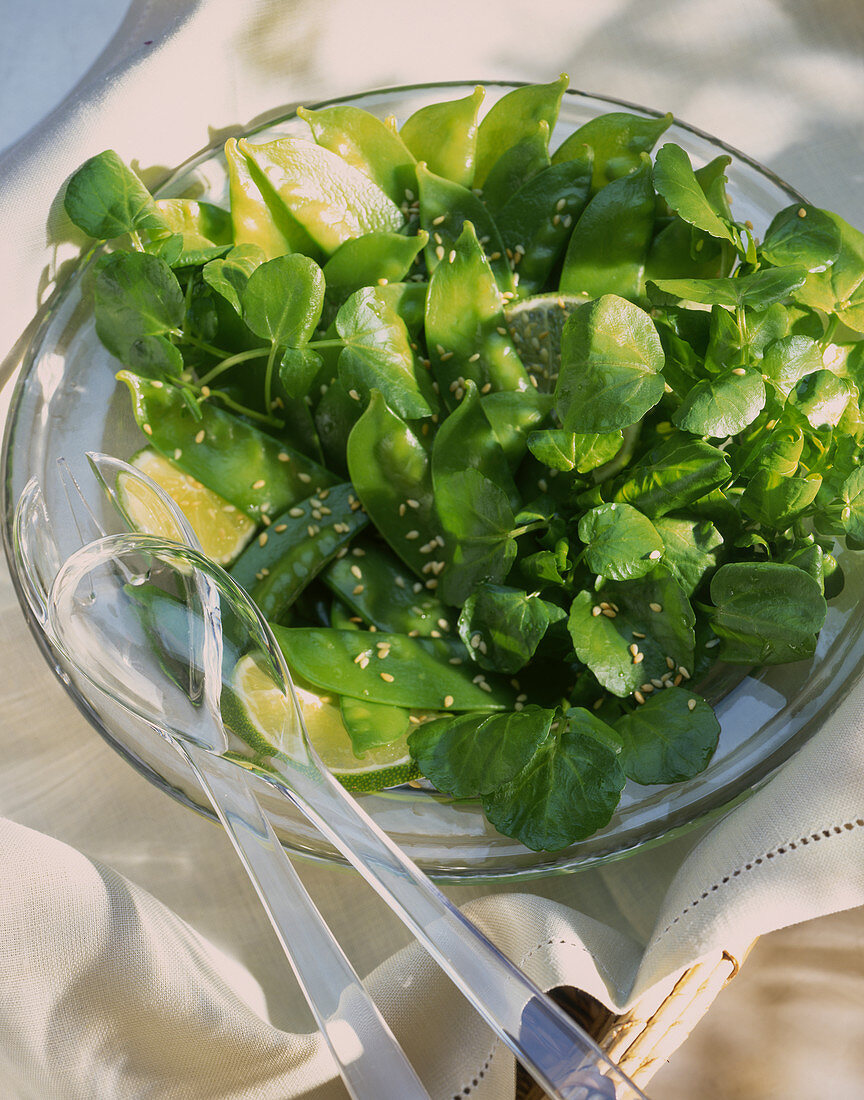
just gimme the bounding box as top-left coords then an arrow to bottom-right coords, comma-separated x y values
7,76 -> 864,873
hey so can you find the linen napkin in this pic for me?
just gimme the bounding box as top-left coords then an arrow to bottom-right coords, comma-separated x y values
2,1 -> 864,1096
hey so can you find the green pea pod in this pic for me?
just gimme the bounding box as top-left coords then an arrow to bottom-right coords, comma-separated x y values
496,151 -> 593,296
479,389 -> 554,467
314,378 -> 362,476
224,138 -> 316,259
272,626 -> 515,709
425,221 -> 530,406
399,86 -> 484,188
374,281 -> 427,336
559,153 -> 656,301
321,539 -> 455,636
298,104 -> 417,204
480,121 -> 550,214
340,697 -> 413,756
473,74 -> 568,188
118,371 -> 337,519
238,136 -> 404,256
552,110 -> 673,193
416,162 -> 514,291
322,231 -> 427,311
432,380 -> 518,507
346,390 -> 441,580
230,482 -> 369,620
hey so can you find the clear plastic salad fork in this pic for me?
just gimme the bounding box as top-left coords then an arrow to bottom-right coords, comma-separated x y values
13,458 -> 429,1100
14,454 -> 648,1100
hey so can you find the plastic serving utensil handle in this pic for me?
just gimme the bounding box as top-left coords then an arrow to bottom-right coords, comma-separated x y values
264,751 -> 646,1100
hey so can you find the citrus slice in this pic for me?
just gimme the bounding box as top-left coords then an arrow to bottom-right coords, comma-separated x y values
504,292 -> 589,391
226,654 -> 419,792
119,448 -> 256,565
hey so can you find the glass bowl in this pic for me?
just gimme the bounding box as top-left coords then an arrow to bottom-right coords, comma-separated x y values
4,82 -> 863,882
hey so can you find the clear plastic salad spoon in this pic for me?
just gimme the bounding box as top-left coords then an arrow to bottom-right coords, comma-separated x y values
13,467 -> 430,1100
24,469 -> 648,1100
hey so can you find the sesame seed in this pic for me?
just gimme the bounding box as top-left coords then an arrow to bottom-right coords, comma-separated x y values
601,608 -> 617,618
278,452 -> 291,462
289,507 -> 304,517
688,698 -> 697,710
629,643 -> 640,657
380,672 -> 395,683
449,657 -> 463,665
592,698 -> 604,710
435,245 -> 445,261
666,656 -> 676,669
252,479 -> 266,490
648,549 -> 662,560
298,472 -> 312,483
650,602 -> 663,613
437,619 -> 449,630
399,503 -> 407,517
359,656 -> 370,669
307,525 -> 320,537
678,666 -> 691,679
732,367 -> 747,376
353,652 -> 367,664
634,690 -> 646,705
674,673 -> 683,686
633,631 -> 646,639
405,530 -> 419,540
258,532 -> 268,547
444,695 -> 454,708
348,389 -> 361,401
261,514 -> 272,526
798,207 -> 807,218
641,683 -> 655,694
353,584 -> 364,595
425,579 -> 438,589
195,429 -> 205,444
394,576 -> 405,588
350,564 -> 363,580
633,652 -> 644,664
432,214 -> 446,225
173,448 -> 182,460
406,499 -> 420,509
143,423 -> 153,436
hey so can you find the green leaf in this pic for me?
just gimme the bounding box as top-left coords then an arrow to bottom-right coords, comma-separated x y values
336,286 -> 434,419
611,688 -> 720,784
709,562 -> 827,665
527,429 -> 623,473
457,584 -> 565,673
760,204 -> 841,272
434,468 -> 517,606
652,517 -> 723,596
650,266 -> 808,310
150,198 -> 232,265
203,244 -> 265,314
740,468 -> 822,529
789,369 -> 852,430
761,335 -> 824,398
672,367 -> 766,438
94,251 -> 184,362
599,436 -> 732,518
242,253 -> 325,347
555,295 -> 665,432
578,502 -> 664,582
567,567 -> 696,697
408,706 -> 554,797
840,466 -> 864,542
64,149 -> 162,240
653,143 -> 737,244
278,346 -> 323,400
794,211 -> 864,331
481,709 -> 626,850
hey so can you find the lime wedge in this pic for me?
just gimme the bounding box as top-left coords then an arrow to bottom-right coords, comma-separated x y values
120,448 -> 256,565
226,654 -> 419,792
504,292 -> 589,391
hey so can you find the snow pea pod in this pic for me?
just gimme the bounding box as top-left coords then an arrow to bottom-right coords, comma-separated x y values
473,74 -> 568,188
224,138 -> 317,260
346,390 -> 441,581
425,222 -> 530,407
238,136 -> 404,256
271,626 -> 516,710
480,122 -> 550,214
399,86 -> 484,188
416,163 -> 513,292
496,150 -> 593,296
298,104 -> 417,204
118,371 -> 338,520
340,697 -> 413,755
552,110 -> 673,193
559,153 -> 656,301
432,380 -> 518,507
314,378 -> 362,476
322,231 -> 427,312
230,482 -> 369,620
321,539 -> 455,637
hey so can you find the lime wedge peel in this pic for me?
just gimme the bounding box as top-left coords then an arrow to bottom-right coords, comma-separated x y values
504,292 -> 589,391
226,654 -> 419,792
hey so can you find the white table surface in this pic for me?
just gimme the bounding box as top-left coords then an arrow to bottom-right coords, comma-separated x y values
2,3 -> 864,1098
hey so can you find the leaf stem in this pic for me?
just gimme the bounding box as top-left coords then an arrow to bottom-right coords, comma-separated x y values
174,331 -> 232,360
264,341 -> 278,415
197,347 -> 270,386
306,338 -> 346,350
510,519 -> 549,539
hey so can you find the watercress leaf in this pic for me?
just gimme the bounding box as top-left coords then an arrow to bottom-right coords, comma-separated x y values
595,436 -> 732,518
709,562 -> 827,665
652,517 -> 723,596
740,468 -> 822,529
336,285 -> 434,419
653,143 -> 737,244
555,294 -> 666,432
238,136 -> 404,255
789,369 -> 852,430
278,346 -> 323,400
840,467 -> 864,542
242,253 -> 325,351
527,429 -> 623,473
272,626 -> 516,710
672,367 -> 766,438
458,584 -> 565,673
760,334 -> 824,398
552,110 -> 673,192
431,380 -> 517,503
94,251 -> 184,360
124,333 -> 184,379
297,103 -> 417,204
559,153 -> 656,300
400,85 -> 485,188
64,149 -> 163,240
346,390 -> 440,579
480,389 -> 554,468
481,709 -> 626,850
203,244 -> 266,314
340,697 -> 411,756
578,502 -> 664,582
567,566 -> 696,697
612,687 -> 720,784
473,74 -> 568,188
408,706 -> 554,797
650,266 -> 808,310
434,468 -> 517,606
794,211 -> 864,331
760,204 -> 841,272
150,198 -> 232,265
